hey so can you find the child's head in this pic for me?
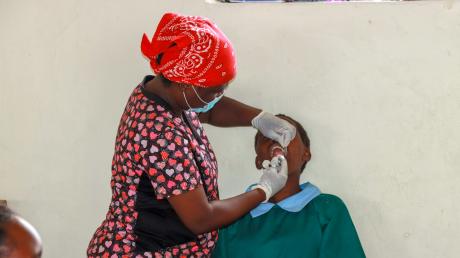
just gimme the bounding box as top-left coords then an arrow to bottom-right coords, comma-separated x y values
0,206 -> 42,258
254,114 -> 311,177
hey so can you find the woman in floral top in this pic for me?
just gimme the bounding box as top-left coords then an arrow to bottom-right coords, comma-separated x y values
87,13 -> 296,257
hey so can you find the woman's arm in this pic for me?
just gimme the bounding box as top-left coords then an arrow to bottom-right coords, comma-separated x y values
169,157 -> 287,235
198,96 -> 296,147
168,185 -> 266,235
198,96 -> 261,127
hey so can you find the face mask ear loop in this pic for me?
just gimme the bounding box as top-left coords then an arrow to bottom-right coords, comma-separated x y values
182,89 -> 193,111
191,86 -> 211,105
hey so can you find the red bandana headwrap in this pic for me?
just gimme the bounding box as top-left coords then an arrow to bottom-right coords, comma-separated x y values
141,13 -> 237,88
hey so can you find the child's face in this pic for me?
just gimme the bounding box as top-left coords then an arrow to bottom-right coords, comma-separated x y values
254,117 -> 310,176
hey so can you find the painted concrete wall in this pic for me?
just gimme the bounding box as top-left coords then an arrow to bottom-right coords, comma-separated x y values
1,0 -> 459,257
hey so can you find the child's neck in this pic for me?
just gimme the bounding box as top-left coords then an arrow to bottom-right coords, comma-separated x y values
268,173 -> 301,203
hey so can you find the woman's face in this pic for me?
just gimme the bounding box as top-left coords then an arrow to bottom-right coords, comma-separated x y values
255,117 -> 310,176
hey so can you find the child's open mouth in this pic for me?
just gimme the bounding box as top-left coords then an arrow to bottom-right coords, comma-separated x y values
269,144 -> 287,158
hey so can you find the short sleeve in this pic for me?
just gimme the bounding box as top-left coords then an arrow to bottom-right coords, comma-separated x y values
141,128 -> 202,199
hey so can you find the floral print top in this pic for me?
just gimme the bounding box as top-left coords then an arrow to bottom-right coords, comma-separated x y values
87,76 -> 219,257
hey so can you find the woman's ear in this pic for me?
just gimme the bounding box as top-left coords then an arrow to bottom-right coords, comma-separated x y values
176,82 -> 188,91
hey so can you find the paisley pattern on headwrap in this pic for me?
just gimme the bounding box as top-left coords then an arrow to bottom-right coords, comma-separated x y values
141,13 -> 237,88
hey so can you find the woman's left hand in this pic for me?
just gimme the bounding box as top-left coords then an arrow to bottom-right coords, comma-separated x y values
251,111 -> 296,147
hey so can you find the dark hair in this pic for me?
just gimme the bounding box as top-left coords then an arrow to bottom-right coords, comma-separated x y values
0,206 -> 14,255
158,74 -> 172,86
254,114 -> 310,173
155,42 -> 176,87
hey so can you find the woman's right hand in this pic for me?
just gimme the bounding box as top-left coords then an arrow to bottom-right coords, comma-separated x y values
253,156 -> 288,202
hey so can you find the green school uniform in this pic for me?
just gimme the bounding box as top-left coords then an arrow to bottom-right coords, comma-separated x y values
213,183 -> 365,258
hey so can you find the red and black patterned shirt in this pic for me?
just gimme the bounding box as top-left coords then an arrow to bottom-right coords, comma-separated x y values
87,76 -> 219,257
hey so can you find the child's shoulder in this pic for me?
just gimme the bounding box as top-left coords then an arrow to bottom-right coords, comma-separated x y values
311,193 -> 350,217
314,193 -> 345,204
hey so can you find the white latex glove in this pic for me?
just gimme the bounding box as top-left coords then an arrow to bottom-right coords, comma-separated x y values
251,111 -> 297,148
253,155 -> 288,202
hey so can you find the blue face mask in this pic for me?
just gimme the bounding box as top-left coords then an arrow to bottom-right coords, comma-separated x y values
183,86 -> 224,113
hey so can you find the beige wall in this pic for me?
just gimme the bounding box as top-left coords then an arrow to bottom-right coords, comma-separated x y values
1,0 -> 459,257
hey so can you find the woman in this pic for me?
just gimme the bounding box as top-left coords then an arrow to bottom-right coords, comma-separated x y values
87,13 -> 296,257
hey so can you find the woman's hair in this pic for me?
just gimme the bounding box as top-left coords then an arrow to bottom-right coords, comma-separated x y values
155,44 -> 175,87
158,74 -> 172,86
254,114 -> 310,173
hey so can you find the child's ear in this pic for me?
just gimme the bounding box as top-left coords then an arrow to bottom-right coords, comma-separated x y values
302,148 -> 311,163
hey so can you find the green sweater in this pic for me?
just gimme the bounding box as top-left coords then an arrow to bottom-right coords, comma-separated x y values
213,194 -> 365,258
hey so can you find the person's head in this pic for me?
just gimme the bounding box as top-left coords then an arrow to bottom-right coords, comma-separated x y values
255,114 -> 311,177
141,13 -> 236,111
0,206 -> 42,258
